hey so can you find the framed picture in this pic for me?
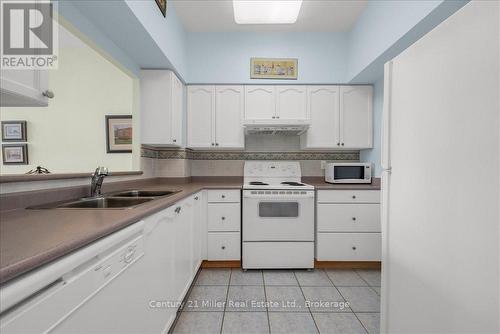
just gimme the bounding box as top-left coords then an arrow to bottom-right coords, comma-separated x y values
106,115 -> 133,153
1,121 -> 27,142
250,58 -> 298,79
2,144 -> 28,165
155,0 -> 166,17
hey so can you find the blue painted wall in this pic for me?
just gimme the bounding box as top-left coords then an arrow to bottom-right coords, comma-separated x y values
187,32 -> 348,84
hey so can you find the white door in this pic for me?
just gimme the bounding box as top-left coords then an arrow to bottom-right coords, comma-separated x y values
276,86 -> 307,120
339,86 -> 373,149
301,86 -> 340,149
215,86 -> 244,149
244,86 -> 276,121
170,73 -> 184,146
187,86 -> 215,148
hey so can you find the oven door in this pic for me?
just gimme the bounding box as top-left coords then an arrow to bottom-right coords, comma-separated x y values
243,190 -> 314,241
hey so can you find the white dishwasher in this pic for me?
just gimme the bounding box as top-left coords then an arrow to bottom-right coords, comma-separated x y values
0,222 -> 145,334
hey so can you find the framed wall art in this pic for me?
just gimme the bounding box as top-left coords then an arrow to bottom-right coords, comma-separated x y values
2,144 -> 28,165
250,58 -> 298,79
1,121 -> 27,142
155,0 -> 167,17
105,115 -> 133,153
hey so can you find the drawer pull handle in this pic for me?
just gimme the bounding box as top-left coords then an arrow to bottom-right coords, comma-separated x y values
352,217 -> 356,221
221,216 -> 226,221
221,246 -> 226,250
352,246 -> 357,250
352,195 -> 356,199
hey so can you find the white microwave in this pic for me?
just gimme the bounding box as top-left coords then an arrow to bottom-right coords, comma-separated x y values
325,163 -> 372,184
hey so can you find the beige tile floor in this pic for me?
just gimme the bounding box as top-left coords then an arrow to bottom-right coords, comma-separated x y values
172,268 -> 381,334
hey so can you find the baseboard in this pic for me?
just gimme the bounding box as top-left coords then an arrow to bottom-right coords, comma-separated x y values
314,260 -> 381,270
201,260 -> 241,268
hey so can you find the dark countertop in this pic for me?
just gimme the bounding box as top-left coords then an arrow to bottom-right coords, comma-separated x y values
0,177 -> 381,285
0,180 -> 242,285
303,177 -> 381,190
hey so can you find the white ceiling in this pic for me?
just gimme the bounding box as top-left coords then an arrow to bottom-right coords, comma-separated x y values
172,0 -> 368,32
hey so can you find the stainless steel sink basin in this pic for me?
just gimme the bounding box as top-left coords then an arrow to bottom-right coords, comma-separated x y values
112,190 -> 179,198
54,197 -> 154,209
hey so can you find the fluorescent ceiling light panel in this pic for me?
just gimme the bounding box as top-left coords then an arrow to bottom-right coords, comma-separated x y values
233,0 -> 303,24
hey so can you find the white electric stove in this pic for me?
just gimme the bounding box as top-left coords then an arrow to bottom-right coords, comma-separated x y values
242,161 -> 315,269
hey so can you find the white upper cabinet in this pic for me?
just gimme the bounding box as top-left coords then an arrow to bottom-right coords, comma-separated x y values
276,86 -> 307,120
301,85 -> 372,150
187,86 -> 215,149
215,86 -> 244,148
301,86 -> 340,149
140,70 -> 184,146
1,69 -> 50,106
244,86 -> 276,121
187,85 -> 244,149
340,86 -> 373,149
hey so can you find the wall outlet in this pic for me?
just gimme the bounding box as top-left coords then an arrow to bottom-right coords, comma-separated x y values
320,161 -> 326,170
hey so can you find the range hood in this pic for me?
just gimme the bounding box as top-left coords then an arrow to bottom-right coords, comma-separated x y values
244,120 -> 309,136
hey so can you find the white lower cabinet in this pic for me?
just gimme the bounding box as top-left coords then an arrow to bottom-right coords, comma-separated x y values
206,190 -> 241,261
317,233 -> 381,261
207,232 -> 241,260
316,190 -> 381,261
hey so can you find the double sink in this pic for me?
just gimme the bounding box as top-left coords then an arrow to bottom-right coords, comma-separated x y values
29,190 -> 180,209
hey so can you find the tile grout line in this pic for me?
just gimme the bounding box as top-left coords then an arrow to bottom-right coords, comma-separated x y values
354,269 -> 382,298
327,270 -> 370,334
294,271 -> 321,334
262,271 -> 272,334
219,269 -> 232,334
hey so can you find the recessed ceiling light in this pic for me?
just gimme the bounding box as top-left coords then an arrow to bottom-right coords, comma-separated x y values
233,0 -> 303,25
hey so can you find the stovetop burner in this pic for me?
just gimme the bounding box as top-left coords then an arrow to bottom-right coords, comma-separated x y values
249,181 -> 269,186
281,181 -> 305,186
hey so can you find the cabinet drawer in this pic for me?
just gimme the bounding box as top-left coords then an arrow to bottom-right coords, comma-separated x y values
317,190 -> 380,203
207,232 -> 241,260
207,203 -> 241,232
207,190 -> 240,203
317,204 -> 380,232
316,233 -> 381,261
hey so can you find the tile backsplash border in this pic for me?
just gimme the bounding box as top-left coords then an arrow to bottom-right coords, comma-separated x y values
141,147 -> 359,161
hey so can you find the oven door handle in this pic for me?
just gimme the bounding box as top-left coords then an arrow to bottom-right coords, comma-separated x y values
243,192 -> 315,199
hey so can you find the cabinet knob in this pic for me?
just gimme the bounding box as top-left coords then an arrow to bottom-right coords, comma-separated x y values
352,217 -> 356,221
194,196 -> 199,200
216,143 -> 219,146
42,90 -> 54,98
221,195 -> 225,199
341,143 -> 345,146
221,246 -> 226,250
352,195 -> 356,199
221,216 -> 225,220
173,139 -> 177,143
211,143 -> 215,146
175,206 -> 181,213
276,116 -> 280,119
352,246 -> 357,250
272,116 -> 276,119
337,143 -> 340,146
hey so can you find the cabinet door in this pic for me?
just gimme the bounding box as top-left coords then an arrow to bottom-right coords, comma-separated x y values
301,86 -> 340,149
340,86 -> 373,149
192,192 -> 204,271
140,70 -> 173,145
276,86 -> 307,120
0,69 -> 49,106
215,86 -> 244,149
244,86 -> 275,121
187,86 -> 215,148
173,199 -> 195,302
170,73 -> 184,146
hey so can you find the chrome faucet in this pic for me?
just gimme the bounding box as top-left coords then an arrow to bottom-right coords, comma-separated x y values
90,167 -> 109,197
